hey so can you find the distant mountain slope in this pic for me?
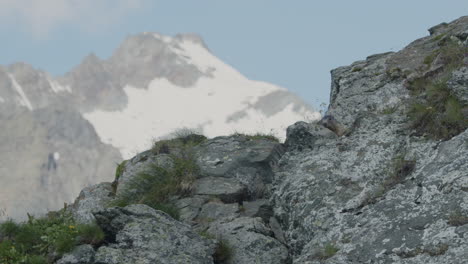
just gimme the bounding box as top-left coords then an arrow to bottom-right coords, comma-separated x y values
81,33 -> 319,158
0,32 -> 318,220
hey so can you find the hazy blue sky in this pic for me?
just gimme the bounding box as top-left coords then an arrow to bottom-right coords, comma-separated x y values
0,0 -> 467,108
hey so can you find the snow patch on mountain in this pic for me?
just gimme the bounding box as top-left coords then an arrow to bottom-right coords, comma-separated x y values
8,73 -> 33,110
84,36 -> 319,158
49,79 -> 72,93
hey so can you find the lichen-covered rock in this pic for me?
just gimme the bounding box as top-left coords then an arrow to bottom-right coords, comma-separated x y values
207,217 -> 290,264
195,135 -> 285,198
272,16 -> 468,264
69,182 -> 114,224
93,204 -> 216,264
447,66 -> 468,105
240,199 -> 273,223
196,201 -> 239,223
194,176 -> 247,203
284,121 -> 337,151
56,245 -> 95,264
51,16 -> 467,264
114,150 -> 173,196
175,196 -> 209,223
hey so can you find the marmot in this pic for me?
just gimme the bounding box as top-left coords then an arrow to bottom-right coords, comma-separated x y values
318,115 -> 348,136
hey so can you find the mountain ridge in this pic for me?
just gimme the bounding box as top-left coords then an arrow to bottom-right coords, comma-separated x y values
0,32 -> 318,220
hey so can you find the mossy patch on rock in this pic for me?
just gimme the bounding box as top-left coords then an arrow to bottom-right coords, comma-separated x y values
407,38 -> 467,140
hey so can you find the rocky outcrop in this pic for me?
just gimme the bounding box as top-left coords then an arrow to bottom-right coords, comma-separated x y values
195,135 -> 285,198
69,182 -> 115,224
93,205 -> 216,264
0,30 -> 318,222
49,16 -> 468,264
62,134 -> 290,263
207,217 -> 289,264
272,16 -> 468,264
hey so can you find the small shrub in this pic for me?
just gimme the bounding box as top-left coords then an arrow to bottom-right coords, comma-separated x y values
361,155 -> 415,208
380,154 -> 416,195
384,155 -> 416,188
232,132 -> 280,142
115,160 -> 127,182
26,255 -> 48,264
426,244 -> 449,256
432,33 -> 446,42
381,106 -> 398,115
0,211 -> 106,263
352,67 -> 362,72
15,224 -> 43,250
213,239 -> 233,263
76,224 -> 105,245
447,211 -> 468,226
0,241 -> 23,263
317,243 -> 339,260
112,160 -> 128,193
423,51 -> 438,65
152,130 -> 206,154
386,67 -> 404,79
150,203 -> 180,220
198,230 -> 215,240
0,220 -> 20,239
407,38 -> 468,140
54,230 -> 77,255
111,152 -> 199,220
408,80 -> 466,140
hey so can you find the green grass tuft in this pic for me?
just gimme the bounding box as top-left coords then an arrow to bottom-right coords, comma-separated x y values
407,39 -> 468,140
213,239 -> 233,263
115,160 -> 127,182
76,224 -> 105,245
447,211 -> 468,227
110,152 -> 199,220
232,132 -> 280,142
317,243 -> 339,260
151,128 -> 206,155
0,211 -> 105,263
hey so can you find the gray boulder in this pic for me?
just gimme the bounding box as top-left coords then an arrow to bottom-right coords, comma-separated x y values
207,217 -> 290,264
69,182 -> 114,224
93,204 -> 216,264
195,135 -> 285,198
175,196 -> 209,223
240,199 -> 273,223
194,176 -> 247,203
57,245 -> 95,264
114,150 -> 173,196
196,201 -> 240,223
284,121 -> 337,151
447,66 -> 468,105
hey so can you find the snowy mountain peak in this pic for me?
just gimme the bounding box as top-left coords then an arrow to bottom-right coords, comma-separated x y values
0,31 -> 319,220
81,33 -> 320,158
